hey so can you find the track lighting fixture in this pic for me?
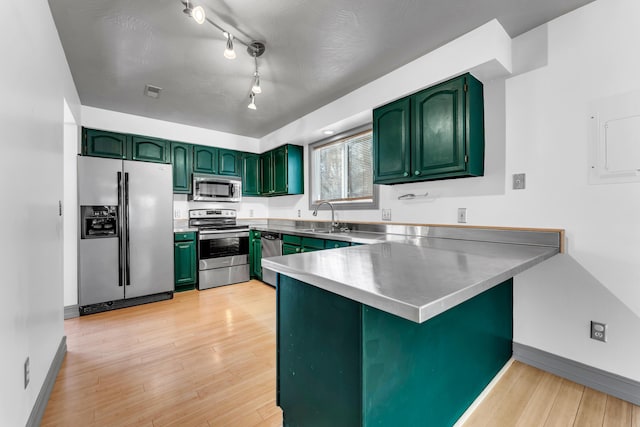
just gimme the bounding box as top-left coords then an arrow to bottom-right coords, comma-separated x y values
182,1 -> 205,24
181,2 -> 267,110
223,32 -> 236,60
251,56 -> 262,94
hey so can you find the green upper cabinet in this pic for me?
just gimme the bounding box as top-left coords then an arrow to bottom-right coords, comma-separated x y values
373,97 -> 411,182
260,151 -> 274,195
272,145 -> 289,194
242,153 -> 261,196
260,144 -> 304,196
193,145 -> 218,174
373,73 -> 484,184
171,142 -> 193,194
218,148 -> 241,176
82,128 -> 128,159
130,135 -> 170,163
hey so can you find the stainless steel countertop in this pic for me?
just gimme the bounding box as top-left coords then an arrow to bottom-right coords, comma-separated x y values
262,238 -> 559,324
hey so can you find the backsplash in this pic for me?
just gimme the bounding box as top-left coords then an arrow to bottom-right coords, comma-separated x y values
172,194 -> 268,219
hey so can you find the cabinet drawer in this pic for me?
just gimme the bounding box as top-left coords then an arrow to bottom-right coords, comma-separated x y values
283,234 -> 302,245
325,240 -> 350,249
302,237 -> 325,250
174,231 -> 196,242
283,243 -> 301,255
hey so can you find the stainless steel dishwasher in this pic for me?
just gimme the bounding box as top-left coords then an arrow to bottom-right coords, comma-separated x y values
260,232 -> 282,287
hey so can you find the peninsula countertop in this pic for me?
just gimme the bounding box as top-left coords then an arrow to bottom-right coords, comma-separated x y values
262,237 -> 559,323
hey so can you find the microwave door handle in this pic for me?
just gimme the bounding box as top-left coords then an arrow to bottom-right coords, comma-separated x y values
117,172 -> 124,287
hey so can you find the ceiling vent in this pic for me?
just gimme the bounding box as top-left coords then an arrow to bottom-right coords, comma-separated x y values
144,84 -> 162,99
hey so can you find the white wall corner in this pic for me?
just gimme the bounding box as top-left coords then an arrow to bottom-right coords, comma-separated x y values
260,19 -> 513,151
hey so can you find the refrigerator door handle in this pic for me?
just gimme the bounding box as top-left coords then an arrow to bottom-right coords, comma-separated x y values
125,172 -> 131,287
117,171 -> 124,287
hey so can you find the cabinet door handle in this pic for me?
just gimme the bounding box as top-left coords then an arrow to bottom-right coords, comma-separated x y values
414,170 -> 421,176
403,172 -> 409,177
296,248 -> 301,253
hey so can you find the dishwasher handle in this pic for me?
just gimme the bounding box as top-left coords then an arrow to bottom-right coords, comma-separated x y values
261,232 -> 281,240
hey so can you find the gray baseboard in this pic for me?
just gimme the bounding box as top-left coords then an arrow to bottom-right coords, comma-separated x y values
513,342 -> 640,405
26,336 -> 67,427
64,305 -> 79,319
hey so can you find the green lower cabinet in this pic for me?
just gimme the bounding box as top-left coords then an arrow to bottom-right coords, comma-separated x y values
249,230 -> 262,279
174,232 -> 197,292
325,240 -> 350,249
277,276 -> 513,426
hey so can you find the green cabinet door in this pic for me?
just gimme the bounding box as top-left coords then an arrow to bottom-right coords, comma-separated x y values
258,145 -> 303,196
373,73 -> 484,184
218,149 -> 240,176
282,243 -> 301,255
250,230 -> 262,279
82,128 -> 128,159
171,142 -> 192,194
412,77 -> 466,178
130,135 -> 170,163
242,153 -> 261,196
272,145 -> 288,194
373,97 -> 411,183
174,232 -> 197,291
260,152 -> 274,195
193,145 -> 218,174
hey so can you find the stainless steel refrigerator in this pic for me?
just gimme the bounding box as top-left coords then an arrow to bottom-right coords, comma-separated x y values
78,156 -> 174,314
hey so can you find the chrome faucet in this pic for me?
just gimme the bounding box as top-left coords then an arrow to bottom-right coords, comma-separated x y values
312,201 -> 338,230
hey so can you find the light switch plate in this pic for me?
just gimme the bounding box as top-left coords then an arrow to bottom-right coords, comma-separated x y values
513,173 -> 526,190
457,208 -> 467,223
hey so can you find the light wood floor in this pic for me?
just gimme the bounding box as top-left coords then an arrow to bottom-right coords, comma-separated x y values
43,281 -> 639,426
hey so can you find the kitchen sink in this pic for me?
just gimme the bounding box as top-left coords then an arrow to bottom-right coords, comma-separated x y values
299,227 -> 350,234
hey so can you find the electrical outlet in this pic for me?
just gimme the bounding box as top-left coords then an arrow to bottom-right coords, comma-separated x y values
24,357 -> 29,389
590,321 -> 607,342
513,173 -> 526,190
297,209 -> 301,218
457,208 -> 467,223
249,209 -> 254,217
173,208 -> 180,219
382,209 -> 392,221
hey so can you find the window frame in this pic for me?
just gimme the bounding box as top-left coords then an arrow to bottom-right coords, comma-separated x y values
308,124 -> 379,211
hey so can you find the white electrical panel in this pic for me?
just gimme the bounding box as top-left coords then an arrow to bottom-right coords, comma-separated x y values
589,90 -> 640,185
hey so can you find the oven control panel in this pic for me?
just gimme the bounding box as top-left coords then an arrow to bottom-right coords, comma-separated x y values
189,209 -> 236,219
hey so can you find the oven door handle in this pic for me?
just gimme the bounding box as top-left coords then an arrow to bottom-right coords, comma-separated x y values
199,230 -> 249,240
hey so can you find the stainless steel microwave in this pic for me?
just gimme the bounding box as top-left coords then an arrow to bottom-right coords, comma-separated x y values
191,174 -> 242,202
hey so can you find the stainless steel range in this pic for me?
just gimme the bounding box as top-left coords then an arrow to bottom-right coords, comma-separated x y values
189,209 -> 250,290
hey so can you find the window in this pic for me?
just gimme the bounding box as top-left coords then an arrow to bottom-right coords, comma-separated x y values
309,126 -> 378,210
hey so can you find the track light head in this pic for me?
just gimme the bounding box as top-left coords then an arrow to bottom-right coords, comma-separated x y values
223,32 -> 236,59
248,92 -> 257,110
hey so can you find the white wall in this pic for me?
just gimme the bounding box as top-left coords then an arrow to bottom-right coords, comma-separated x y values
63,100 -> 79,307
82,106 -> 260,153
0,1 -> 81,425
263,0 -> 640,381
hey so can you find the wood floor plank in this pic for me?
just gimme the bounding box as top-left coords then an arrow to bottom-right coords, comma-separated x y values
633,404 -> 640,427
573,387 -> 607,427
543,379 -> 584,427
604,395 -> 634,426
515,371 -> 563,427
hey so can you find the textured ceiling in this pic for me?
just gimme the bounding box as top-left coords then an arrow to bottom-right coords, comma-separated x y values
49,0 -> 594,138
